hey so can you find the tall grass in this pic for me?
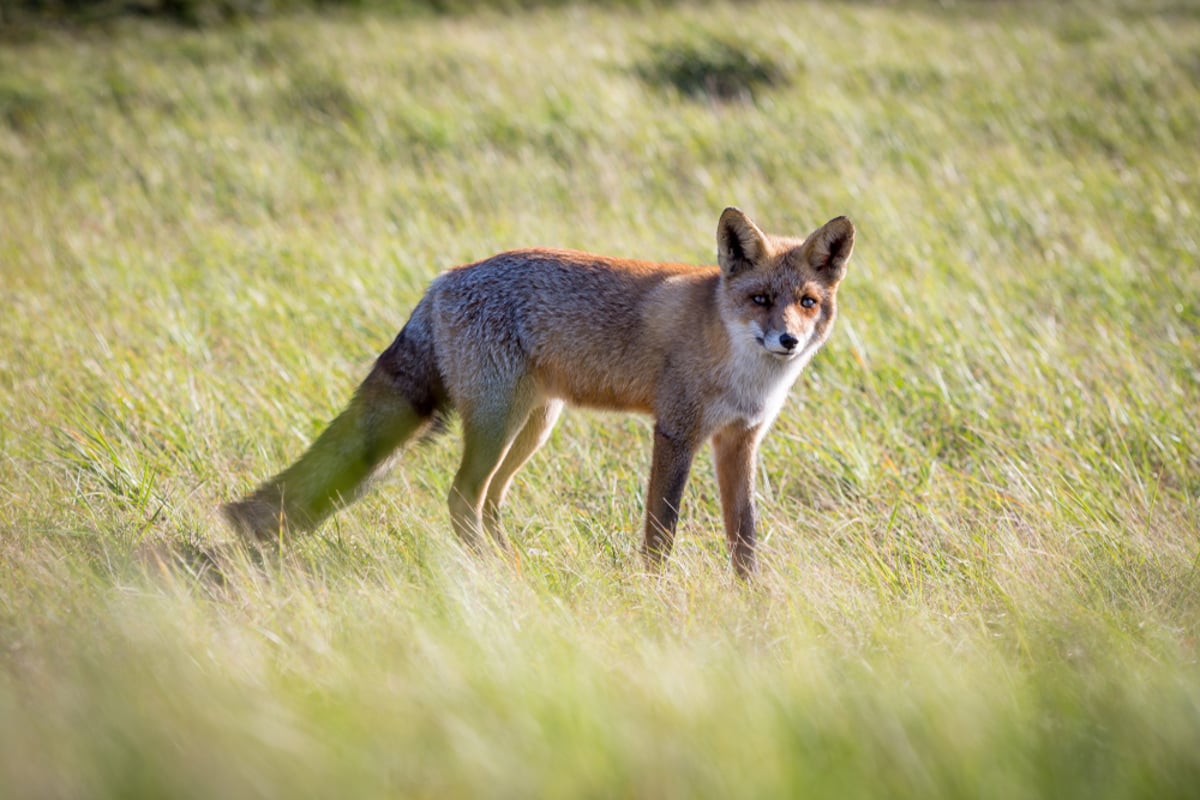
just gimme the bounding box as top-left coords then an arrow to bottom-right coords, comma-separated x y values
2,0 -> 1199,795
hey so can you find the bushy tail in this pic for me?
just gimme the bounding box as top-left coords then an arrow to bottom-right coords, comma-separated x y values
223,304 -> 445,544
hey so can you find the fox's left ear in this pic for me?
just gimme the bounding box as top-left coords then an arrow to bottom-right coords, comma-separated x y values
804,216 -> 855,283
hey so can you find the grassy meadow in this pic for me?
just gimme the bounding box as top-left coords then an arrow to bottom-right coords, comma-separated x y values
2,0 -> 1200,795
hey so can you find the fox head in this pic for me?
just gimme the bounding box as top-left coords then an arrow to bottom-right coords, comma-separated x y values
716,207 -> 854,364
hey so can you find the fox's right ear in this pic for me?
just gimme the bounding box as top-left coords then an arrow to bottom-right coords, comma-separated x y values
717,207 -> 769,276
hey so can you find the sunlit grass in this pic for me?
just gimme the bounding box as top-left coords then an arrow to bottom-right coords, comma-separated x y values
2,0 -> 1199,796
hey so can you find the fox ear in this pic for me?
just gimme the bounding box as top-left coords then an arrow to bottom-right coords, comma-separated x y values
804,216 -> 855,283
717,207 -> 769,276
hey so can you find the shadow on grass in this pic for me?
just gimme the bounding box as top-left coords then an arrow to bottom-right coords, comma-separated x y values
137,536 -> 274,590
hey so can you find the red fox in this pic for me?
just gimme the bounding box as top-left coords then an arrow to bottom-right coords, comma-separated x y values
224,208 -> 854,577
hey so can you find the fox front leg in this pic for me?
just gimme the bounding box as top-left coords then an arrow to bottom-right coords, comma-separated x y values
641,423 -> 700,569
712,423 -> 762,579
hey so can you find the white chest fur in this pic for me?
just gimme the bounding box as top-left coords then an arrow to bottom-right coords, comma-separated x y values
703,326 -> 812,433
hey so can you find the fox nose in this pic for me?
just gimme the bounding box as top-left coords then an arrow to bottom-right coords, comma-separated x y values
779,333 -> 799,351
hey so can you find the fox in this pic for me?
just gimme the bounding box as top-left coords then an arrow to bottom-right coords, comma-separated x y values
223,208 -> 854,577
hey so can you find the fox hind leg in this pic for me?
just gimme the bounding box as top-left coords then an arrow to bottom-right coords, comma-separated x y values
448,388 -> 539,551
482,399 -> 563,540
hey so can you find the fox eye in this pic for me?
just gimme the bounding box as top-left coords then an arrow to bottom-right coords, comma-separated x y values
800,296 -> 817,309
751,294 -> 771,307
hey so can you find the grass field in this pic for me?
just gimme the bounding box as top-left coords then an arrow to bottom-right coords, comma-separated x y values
2,0 -> 1200,796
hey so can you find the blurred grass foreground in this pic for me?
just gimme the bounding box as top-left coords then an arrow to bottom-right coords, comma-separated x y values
2,0 -> 1199,796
